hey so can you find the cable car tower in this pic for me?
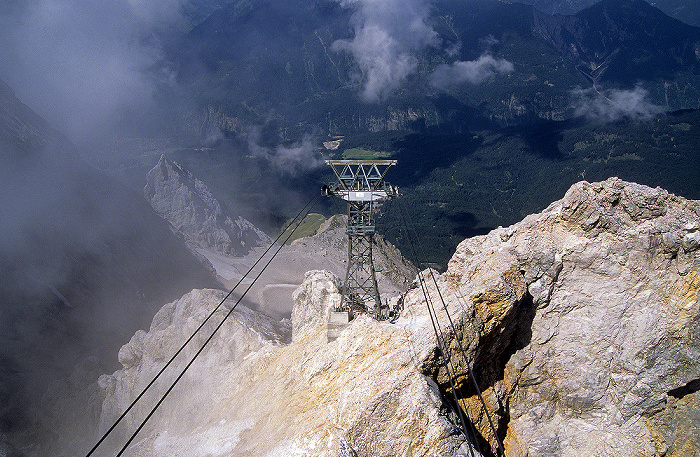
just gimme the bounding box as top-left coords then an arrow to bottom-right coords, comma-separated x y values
322,160 -> 398,320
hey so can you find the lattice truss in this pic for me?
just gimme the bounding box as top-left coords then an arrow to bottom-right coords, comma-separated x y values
322,160 -> 397,318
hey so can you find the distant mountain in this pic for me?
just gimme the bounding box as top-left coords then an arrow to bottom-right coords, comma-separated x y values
168,0 -> 700,140
0,78 -> 217,454
533,0 -> 700,86
512,0 -> 700,27
145,154 -> 272,256
174,0 -> 356,135
151,0 -> 700,271
94,0 -> 700,270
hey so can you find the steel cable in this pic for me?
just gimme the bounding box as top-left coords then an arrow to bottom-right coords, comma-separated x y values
114,194 -> 318,456
395,203 -> 477,457
397,198 -> 506,456
85,194 -> 318,457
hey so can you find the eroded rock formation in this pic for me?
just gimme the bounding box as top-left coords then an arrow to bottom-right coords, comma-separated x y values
98,277 -> 475,456
144,155 -> 272,256
409,177 -> 700,456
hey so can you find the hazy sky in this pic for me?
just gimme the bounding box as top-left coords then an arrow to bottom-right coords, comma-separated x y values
0,0 -> 187,145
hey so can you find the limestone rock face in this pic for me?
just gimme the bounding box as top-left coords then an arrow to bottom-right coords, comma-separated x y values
144,155 -> 272,256
413,177 -> 700,456
290,270 -> 341,342
98,282 -> 476,457
98,289 -> 292,454
98,178 -> 700,457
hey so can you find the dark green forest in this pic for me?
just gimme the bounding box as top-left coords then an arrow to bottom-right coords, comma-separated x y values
339,109 -> 700,268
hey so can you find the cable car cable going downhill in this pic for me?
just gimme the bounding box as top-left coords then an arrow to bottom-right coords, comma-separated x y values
322,159 -> 503,455
86,194 -> 319,457
395,200 -> 477,456
90,156 -> 505,456
397,198 -> 506,456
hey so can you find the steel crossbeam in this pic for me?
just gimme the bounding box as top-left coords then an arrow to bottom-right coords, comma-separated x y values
322,160 -> 397,319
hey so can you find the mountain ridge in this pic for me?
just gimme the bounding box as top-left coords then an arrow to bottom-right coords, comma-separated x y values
511,0 -> 700,27
533,0 -> 700,85
144,154 -> 273,257
168,0 -> 700,140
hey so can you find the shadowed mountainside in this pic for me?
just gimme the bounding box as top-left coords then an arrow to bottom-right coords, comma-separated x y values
0,78 -> 217,455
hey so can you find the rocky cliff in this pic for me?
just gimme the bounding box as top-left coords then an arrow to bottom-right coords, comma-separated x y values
97,178 -> 699,456
144,154 -> 272,257
97,277 -> 475,457
431,177 -> 700,455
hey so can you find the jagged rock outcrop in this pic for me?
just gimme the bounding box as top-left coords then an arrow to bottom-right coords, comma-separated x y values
98,289 -> 291,451
397,177 -> 700,456
290,270 -> 341,342
98,282 -> 476,457
98,177 -> 700,457
144,155 -> 272,256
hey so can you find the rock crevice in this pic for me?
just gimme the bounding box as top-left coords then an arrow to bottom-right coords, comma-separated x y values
429,178 -> 700,456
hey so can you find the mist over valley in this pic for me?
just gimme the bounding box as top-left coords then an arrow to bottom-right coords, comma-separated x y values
1,0 -> 700,455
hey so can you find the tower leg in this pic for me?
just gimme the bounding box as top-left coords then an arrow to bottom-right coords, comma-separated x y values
322,159 -> 397,323
340,232 -> 352,312
369,236 -> 383,320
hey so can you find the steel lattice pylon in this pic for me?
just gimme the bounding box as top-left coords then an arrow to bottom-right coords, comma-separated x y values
322,159 -> 397,319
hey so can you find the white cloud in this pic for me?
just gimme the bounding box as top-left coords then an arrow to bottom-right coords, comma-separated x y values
430,54 -> 514,89
332,0 -> 439,102
247,127 -> 322,175
571,85 -> 663,122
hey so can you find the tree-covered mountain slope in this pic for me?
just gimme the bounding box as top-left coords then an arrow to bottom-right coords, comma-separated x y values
93,0 -> 700,270
534,0 -> 700,86
513,0 -> 700,27
168,0 -> 700,140
354,109 -> 700,267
